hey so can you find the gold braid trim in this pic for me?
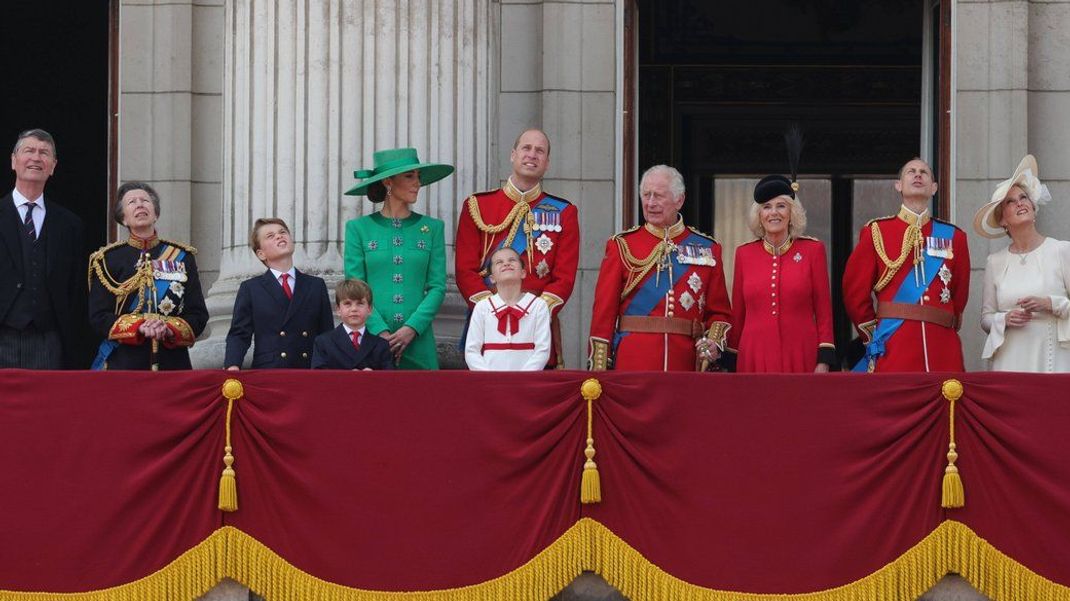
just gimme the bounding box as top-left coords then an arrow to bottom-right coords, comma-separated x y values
871,221 -> 923,293
89,247 -> 156,315
615,237 -> 669,300
466,196 -> 536,274
5,519 -> 1068,600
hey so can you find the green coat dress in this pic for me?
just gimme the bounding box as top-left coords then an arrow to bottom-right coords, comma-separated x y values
344,212 -> 446,369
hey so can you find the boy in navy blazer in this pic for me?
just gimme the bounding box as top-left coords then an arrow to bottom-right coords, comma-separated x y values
312,279 -> 395,370
225,218 -> 334,369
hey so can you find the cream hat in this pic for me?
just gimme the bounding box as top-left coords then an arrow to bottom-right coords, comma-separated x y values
972,154 -> 1052,239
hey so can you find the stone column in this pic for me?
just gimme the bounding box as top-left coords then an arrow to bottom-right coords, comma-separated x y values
194,0 -> 495,368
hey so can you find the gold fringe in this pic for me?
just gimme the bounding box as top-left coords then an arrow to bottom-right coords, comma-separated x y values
218,379 -> 244,512
580,379 -> 603,504
3,521 -> 1069,600
941,379 -> 965,509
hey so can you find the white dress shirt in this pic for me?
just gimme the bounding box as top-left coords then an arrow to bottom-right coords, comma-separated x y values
12,189 -> 46,238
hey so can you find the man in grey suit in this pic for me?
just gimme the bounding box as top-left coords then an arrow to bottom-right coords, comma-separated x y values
0,129 -> 86,368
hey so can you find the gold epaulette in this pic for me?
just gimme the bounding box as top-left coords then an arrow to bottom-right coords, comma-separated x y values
89,239 -> 126,262
686,226 -> 717,244
609,225 -> 642,240
161,239 -> 197,254
797,234 -> 821,242
864,214 -> 897,228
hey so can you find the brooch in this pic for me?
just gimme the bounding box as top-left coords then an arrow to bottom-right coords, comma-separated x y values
420,225 -> 430,233
417,240 -> 427,250
368,240 -> 378,250
793,252 -> 802,263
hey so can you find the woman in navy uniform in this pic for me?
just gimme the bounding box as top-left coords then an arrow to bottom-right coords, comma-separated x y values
88,182 -> 208,370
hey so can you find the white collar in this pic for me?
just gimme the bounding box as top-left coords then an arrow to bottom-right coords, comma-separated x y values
342,324 -> 367,337
269,266 -> 296,281
12,188 -> 45,208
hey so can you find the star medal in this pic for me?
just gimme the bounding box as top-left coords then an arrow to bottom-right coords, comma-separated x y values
938,264 -> 952,303
688,272 -> 702,293
679,291 -> 695,311
158,297 -> 176,316
535,259 -> 550,279
535,234 -> 553,255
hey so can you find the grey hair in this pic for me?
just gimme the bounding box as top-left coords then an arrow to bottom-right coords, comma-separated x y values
746,194 -> 808,239
640,165 -> 685,200
13,129 -> 57,159
114,181 -> 162,226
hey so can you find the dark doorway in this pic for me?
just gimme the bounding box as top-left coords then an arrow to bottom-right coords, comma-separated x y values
635,0 -> 931,367
1,2 -> 112,251
1,2 -> 113,367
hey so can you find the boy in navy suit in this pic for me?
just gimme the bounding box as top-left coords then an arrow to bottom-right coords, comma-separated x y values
225,218 -> 334,369
312,279 -> 395,370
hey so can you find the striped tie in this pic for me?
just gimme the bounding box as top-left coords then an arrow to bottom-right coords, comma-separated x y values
23,202 -> 37,241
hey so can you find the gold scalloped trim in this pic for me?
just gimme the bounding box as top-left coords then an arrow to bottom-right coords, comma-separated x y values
3,520 -> 1068,601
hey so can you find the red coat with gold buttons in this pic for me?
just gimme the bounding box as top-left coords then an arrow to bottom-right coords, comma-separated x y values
588,220 -> 732,371
727,237 -> 836,372
842,207 -> 970,372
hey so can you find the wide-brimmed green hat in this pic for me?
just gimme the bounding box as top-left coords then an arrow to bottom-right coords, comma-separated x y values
344,147 -> 454,198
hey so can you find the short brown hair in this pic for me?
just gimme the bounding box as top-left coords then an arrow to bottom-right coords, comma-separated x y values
250,218 -> 290,253
335,278 -> 373,306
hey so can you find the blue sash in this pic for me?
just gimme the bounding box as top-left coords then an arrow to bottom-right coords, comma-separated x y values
613,232 -> 707,351
91,247 -> 187,370
481,196 -> 569,288
852,220 -> 952,372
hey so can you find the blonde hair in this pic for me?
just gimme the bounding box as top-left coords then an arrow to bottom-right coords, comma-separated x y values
746,194 -> 808,239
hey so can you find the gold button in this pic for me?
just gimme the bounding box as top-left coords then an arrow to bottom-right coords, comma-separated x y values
302,331 -> 309,337
667,311 -> 675,317
281,352 -> 288,358
280,331 -> 286,336
923,295 -> 930,302
302,352 -> 308,358
772,311 -> 777,316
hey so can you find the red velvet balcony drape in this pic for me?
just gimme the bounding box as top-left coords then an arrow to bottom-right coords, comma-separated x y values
1,370 -> 1068,600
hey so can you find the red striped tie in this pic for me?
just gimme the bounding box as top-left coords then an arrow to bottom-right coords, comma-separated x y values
351,330 -> 361,351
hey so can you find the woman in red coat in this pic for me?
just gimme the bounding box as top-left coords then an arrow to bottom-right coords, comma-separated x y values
726,175 -> 836,372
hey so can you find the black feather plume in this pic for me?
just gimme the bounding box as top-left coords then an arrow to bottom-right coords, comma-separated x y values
784,124 -> 804,187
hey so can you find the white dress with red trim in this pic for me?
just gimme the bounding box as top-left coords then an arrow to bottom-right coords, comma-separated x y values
464,292 -> 551,371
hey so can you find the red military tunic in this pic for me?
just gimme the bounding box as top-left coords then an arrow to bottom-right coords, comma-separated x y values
842,205 -> 970,372
727,237 -> 836,372
455,179 -> 579,367
588,218 -> 732,371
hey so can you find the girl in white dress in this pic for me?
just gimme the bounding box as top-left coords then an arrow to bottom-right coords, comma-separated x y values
464,247 -> 551,371
973,154 -> 1070,372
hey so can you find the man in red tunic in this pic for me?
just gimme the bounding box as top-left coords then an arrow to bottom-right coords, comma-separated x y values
454,129 -> 579,368
842,158 -> 970,372
587,165 -> 732,371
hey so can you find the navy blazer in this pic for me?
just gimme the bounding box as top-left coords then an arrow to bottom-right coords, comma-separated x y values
0,193 -> 87,368
311,325 -> 395,370
224,269 -> 334,368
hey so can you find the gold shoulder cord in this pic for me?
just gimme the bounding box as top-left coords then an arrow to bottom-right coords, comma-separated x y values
467,195 -> 537,273
89,249 -> 155,315
616,237 -> 668,299
871,221 -> 923,293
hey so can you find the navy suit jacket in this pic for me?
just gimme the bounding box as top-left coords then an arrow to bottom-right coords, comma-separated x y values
311,325 -> 395,370
0,193 -> 87,368
224,269 -> 334,368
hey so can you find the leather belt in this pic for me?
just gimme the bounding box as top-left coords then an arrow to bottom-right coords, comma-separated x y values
876,302 -> 959,329
619,316 -> 705,338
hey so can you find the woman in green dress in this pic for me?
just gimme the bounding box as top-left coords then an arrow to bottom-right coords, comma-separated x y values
343,148 -> 454,369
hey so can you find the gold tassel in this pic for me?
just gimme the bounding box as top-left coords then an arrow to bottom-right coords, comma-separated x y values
941,379 -> 965,509
219,379 -> 244,512
580,378 -> 603,504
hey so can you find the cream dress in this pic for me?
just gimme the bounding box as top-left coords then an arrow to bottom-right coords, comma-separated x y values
980,237 -> 1070,372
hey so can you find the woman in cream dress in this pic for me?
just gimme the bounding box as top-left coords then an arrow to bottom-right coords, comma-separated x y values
974,155 -> 1070,372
